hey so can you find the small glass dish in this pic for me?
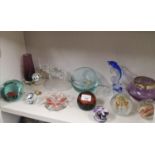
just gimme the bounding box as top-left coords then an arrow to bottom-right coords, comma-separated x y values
44,92 -> 71,111
71,67 -> 105,92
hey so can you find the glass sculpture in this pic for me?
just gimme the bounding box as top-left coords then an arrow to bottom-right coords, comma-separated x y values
108,61 -> 133,116
1,80 -> 24,102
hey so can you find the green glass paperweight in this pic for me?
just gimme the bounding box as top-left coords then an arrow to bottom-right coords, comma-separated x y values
1,80 -> 24,102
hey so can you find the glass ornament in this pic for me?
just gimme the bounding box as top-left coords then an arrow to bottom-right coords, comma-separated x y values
44,66 -> 71,91
22,53 -> 35,81
110,93 -> 133,116
127,76 -> 155,101
25,92 -> 37,104
44,92 -> 71,111
108,61 -> 133,116
1,80 -> 24,102
77,91 -> 96,111
93,106 -> 109,123
138,100 -> 154,120
71,67 -> 107,92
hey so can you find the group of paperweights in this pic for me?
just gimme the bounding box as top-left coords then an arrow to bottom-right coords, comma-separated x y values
0,58 -> 155,123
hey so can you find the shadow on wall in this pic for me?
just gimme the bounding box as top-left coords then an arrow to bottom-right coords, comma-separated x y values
24,31 -> 155,77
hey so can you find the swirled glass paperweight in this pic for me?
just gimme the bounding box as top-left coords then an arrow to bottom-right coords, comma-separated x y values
1,80 -> 24,102
138,99 -> 154,120
127,76 -> 155,101
93,106 -> 109,123
71,67 -> 103,92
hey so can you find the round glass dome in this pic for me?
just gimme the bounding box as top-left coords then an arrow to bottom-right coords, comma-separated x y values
71,67 -> 99,92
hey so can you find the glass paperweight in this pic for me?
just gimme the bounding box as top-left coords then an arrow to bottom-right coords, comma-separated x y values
71,67 -> 101,92
25,92 -> 37,104
127,76 -> 155,101
138,100 -> 154,120
1,80 -> 24,102
44,92 -> 71,111
93,106 -> 109,123
77,91 -> 96,111
110,93 -> 133,116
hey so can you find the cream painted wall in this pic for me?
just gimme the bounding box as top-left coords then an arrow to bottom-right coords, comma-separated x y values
0,32 -> 26,84
0,32 -> 26,123
24,32 -> 155,82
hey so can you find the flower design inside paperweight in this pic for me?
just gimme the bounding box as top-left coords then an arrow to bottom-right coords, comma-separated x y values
77,91 -> 96,111
127,76 -> 155,101
44,92 -> 70,111
110,93 -> 133,116
138,100 -> 154,120
93,106 -> 109,123
1,80 -> 24,102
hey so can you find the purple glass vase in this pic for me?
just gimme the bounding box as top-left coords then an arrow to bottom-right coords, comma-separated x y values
22,53 -> 35,81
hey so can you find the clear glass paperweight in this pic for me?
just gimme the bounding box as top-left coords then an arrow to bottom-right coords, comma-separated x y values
110,93 -> 133,116
1,80 -> 24,102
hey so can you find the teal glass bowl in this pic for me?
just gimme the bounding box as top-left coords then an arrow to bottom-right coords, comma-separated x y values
70,67 -> 100,92
1,80 -> 24,102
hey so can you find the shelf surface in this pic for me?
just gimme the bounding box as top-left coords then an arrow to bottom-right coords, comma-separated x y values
0,88 -> 154,123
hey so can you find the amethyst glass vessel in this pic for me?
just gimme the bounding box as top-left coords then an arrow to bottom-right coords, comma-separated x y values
127,76 -> 155,101
22,53 -> 35,81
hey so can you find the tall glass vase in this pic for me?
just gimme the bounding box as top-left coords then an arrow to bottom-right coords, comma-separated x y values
22,53 -> 35,82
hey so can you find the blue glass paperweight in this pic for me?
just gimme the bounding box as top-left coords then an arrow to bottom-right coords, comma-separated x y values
1,80 -> 24,102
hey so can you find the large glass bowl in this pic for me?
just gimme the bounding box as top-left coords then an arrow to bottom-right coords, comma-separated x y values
70,67 -> 100,92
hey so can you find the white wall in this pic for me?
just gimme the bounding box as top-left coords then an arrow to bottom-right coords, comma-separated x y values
24,32 -> 155,82
0,32 -> 26,84
0,32 -> 26,123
